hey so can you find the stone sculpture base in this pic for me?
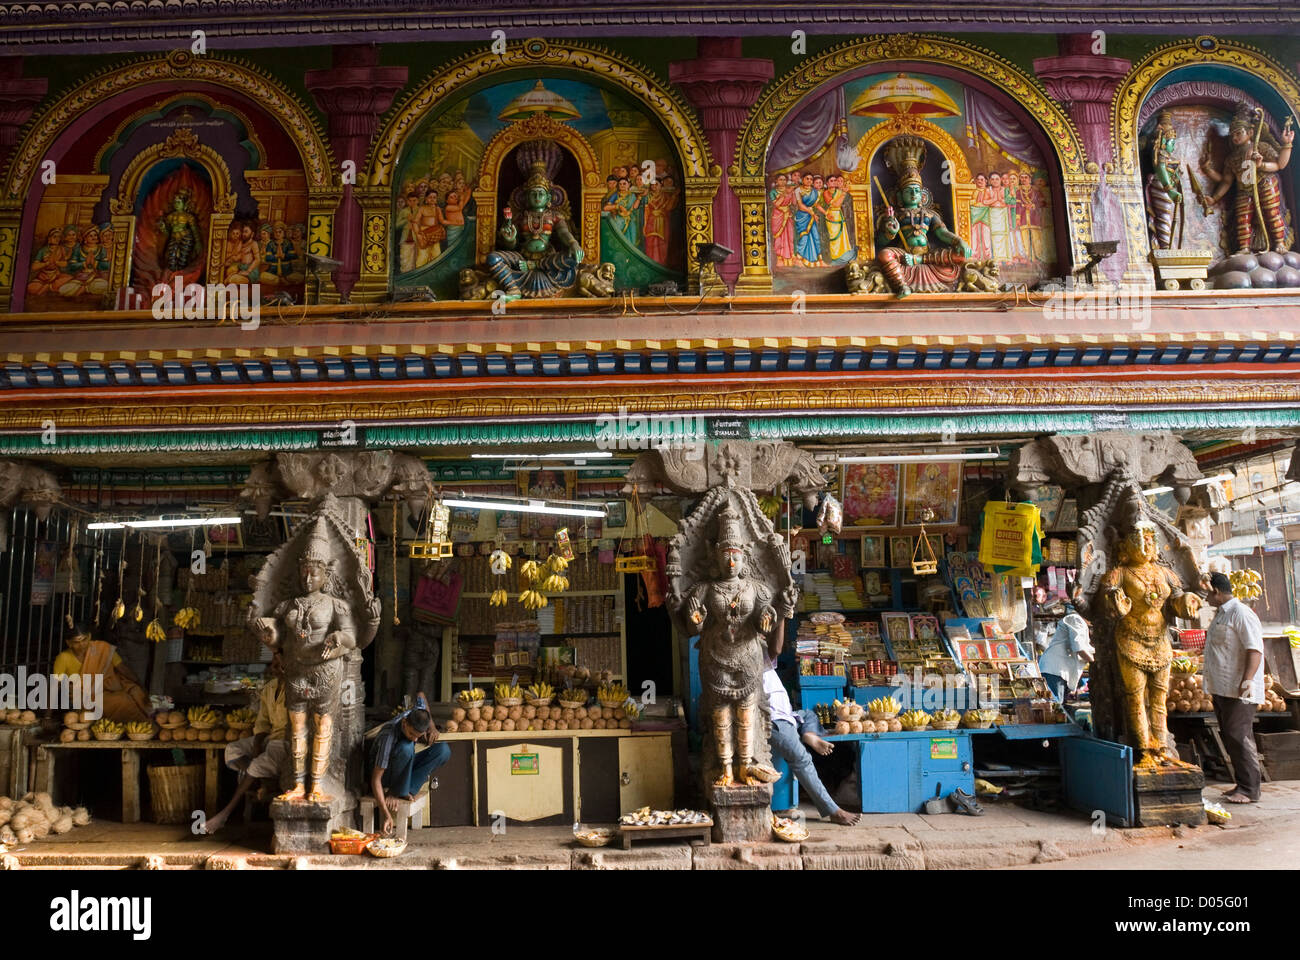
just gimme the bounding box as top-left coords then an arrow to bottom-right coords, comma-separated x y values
1132,764 -> 1207,827
271,795 -> 346,854
710,784 -> 773,843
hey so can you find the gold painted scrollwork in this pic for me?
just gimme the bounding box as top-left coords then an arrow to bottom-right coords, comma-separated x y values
364,214 -> 388,274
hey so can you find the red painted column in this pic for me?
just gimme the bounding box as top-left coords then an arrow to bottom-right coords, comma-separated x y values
670,39 -> 772,293
0,58 -> 47,173
305,46 -> 406,302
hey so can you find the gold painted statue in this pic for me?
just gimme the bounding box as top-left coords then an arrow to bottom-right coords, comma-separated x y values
1099,521 -> 1201,768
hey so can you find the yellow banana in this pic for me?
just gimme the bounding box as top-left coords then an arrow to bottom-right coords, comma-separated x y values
111,599 -> 126,623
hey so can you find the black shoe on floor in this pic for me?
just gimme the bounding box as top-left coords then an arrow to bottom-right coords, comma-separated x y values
949,788 -> 985,816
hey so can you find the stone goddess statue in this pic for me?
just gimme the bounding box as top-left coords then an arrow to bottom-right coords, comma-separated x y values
485,162 -> 584,300
1099,517 -> 1201,768
249,510 -> 381,801
670,492 -> 795,787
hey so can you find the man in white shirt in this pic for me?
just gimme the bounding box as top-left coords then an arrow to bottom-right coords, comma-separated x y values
1203,572 -> 1264,803
764,665 -> 859,825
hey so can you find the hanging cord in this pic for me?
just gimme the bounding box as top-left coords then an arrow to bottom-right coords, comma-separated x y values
392,499 -> 401,627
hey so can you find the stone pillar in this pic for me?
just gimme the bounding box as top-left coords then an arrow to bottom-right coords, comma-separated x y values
305,46 -> 407,303
670,39 -> 773,294
1034,35 -> 1145,285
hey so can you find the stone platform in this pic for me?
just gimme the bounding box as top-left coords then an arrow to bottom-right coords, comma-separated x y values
1133,764 -> 1207,827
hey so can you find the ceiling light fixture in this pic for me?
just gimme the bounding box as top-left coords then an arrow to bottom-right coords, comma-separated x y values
442,497 -> 606,518
87,516 -> 243,531
836,451 -> 1000,464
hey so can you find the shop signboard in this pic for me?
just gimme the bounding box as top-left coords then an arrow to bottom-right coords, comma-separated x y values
708,418 -> 749,439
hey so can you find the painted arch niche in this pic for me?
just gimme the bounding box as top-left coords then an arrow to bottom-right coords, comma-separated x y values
1136,70 -> 1298,284
391,76 -> 687,299
764,70 -> 1062,294
21,97 -> 311,312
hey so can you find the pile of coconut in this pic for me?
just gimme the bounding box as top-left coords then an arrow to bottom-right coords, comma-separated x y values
0,793 -> 91,848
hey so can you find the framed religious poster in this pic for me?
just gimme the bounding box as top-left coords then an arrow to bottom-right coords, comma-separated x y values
881,611 -> 912,649
860,534 -> 887,568
900,461 -> 962,526
1021,484 -> 1065,531
517,469 -> 576,501
889,535 -> 913,569
840,463 -> 899,527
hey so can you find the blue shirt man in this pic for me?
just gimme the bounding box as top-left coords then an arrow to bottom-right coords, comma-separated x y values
369,692 -> 450,834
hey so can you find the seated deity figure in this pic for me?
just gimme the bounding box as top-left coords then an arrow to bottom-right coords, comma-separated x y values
485,162 -> 585,300
859,136 -> 991,299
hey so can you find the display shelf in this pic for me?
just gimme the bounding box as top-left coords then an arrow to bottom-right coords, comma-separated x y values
995,722 -> 1083,740
450,675 -> 623,683
460,589 -> 617,599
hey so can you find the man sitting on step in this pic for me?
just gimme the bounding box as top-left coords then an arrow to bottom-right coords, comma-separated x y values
203,651 -> 288,833
764,665 -> 860,826
369,692 -> 450,835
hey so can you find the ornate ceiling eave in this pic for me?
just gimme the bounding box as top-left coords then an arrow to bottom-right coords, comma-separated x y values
3,2 -> 1298,53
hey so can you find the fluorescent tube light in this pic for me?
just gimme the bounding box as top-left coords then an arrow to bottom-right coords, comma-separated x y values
1142,486 -> 1174,496
1192,473 -> 1234,486
837,452 -> 999,464
87,517 -> 242,531
442,497 -> 606,518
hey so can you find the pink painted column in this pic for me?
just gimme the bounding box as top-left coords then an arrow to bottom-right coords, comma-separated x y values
670,39 -> 772,293
0,58 -> 47,173
1033,34 -> 1131,167
305,46 -> 406,302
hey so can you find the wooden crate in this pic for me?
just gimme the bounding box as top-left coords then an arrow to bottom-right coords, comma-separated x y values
1255,730 -> 1300,761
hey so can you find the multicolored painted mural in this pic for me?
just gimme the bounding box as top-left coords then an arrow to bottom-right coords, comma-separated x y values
764,71 -> 1060,293
391,77 -> 686,297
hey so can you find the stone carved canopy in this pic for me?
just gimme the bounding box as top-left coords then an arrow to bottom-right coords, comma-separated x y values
625,439 -> 826,508
0,459 -> 61,552
240,450 -> 431,518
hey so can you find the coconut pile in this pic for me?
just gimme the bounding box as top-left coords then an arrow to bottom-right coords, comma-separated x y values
0,793 -> 91,849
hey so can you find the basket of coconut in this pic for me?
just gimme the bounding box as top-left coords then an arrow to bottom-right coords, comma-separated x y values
1166,660 -> 1213,714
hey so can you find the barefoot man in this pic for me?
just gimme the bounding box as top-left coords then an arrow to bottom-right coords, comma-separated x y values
368,692 -> 449,835
1204,572 -> 1265,804
764,664 -> 859,825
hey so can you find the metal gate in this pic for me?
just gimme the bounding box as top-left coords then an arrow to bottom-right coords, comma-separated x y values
0,507 -> 110,674
1061,735 -> 1135,828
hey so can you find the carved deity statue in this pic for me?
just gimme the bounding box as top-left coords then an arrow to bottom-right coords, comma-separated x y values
483,162 -> 584,300
248,507 -> 381,801
1146,110 -> 1189,250
846,136 -> 996,298
1099,515 -> 1201,768
158,189 -> 203,273
1203,103 -> 1295,254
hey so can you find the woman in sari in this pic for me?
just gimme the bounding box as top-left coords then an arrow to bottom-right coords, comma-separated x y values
769,175 -> 797,267
52,620 -> 152,724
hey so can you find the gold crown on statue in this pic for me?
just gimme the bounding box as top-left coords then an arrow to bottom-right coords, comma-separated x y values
523,162 -> 553,193
884,135 -> 927,189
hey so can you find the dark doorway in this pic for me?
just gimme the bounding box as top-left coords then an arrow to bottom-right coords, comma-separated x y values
623,573 -> 675,697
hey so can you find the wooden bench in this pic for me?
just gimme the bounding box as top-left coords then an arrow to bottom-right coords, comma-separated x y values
358,787 -> 429,840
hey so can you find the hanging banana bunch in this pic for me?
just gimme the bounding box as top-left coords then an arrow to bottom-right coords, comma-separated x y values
519,559 -> 542,584
518,588 -> 549,610
1229,568 -> 1264,602
130,533 -> 146,622
110,527 -> 128,623
173,528 -> 201,631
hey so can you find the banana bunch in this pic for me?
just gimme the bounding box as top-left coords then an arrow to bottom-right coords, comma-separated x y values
131,602 -> 144,622
868,696 -> 901,714
489,549 -> 512,570
145,619 -> 167,642
489,589 -> 509,607
547,554 -> 569,574
1229,568 -> 1263,601
758,495 -> 782,520
91,718 -> 124,736
226,708 -> 256,726
110,599 -> 126,624
173,607 -> 202,629
963,708 -> 999,723
598,682 -> 629,703
525,682 -> 555,701
519,559 -> 542,584
125,721 -> 154,736
898,709 -> 931,728
540,573 -> 570,593
456,687 -> 486,706
519,588 -> 549,609
187,706 -> 221,726
623,700 -> 641,720
495,683 -> 522,702
1171,656 -> 1197,674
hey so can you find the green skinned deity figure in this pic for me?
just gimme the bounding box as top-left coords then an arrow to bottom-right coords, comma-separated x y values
484,163 -> 584,300
847,136 -> 998,299
158,189 -> 202,274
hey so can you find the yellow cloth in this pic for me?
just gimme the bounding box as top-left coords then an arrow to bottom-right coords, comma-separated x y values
52,649 -> 121,675
253,677 -> 287,740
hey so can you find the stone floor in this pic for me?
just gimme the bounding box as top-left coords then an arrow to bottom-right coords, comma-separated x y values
5,778 -> 1296,870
